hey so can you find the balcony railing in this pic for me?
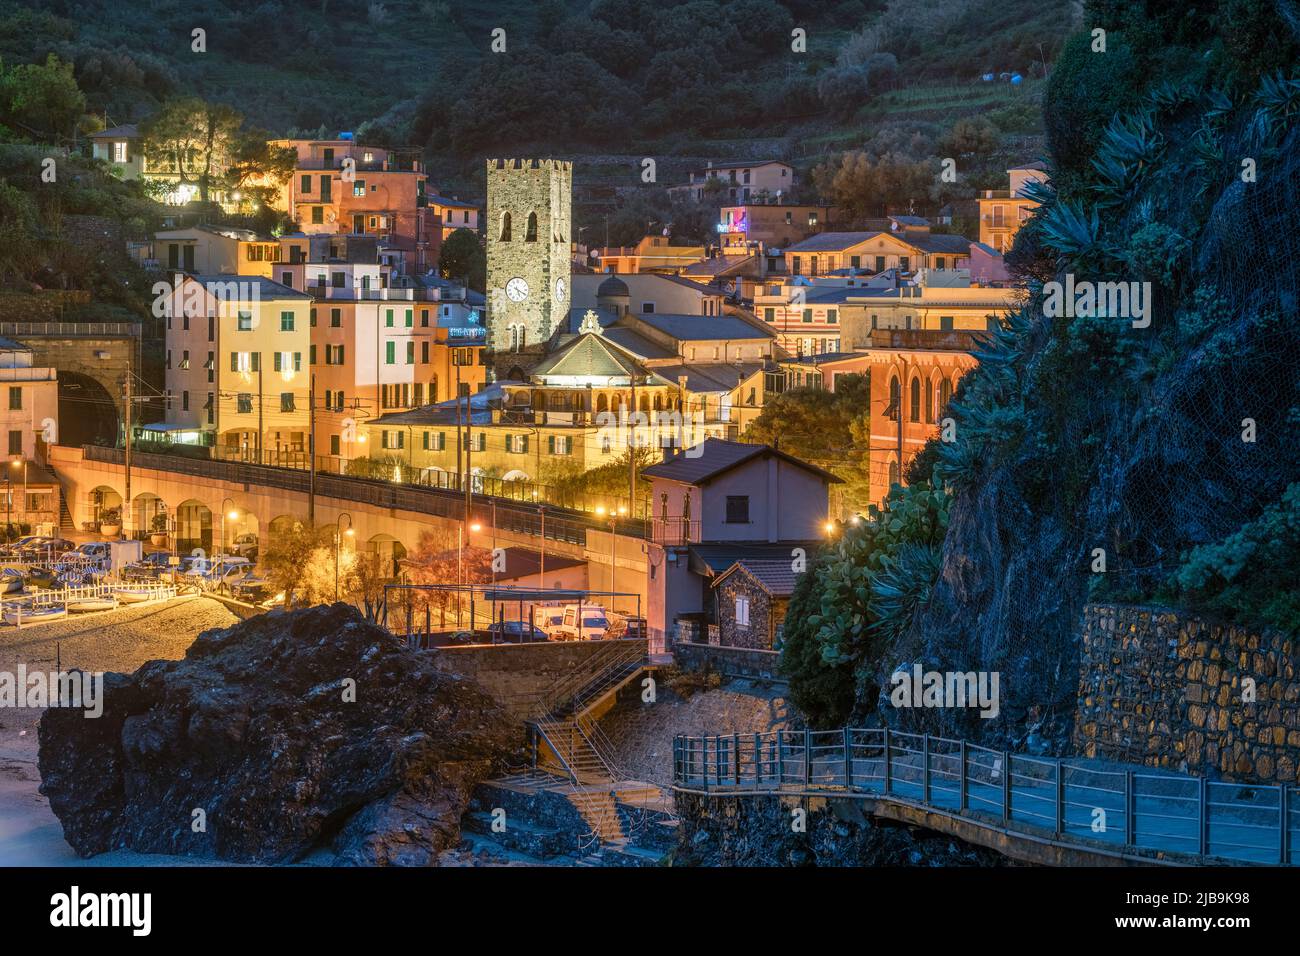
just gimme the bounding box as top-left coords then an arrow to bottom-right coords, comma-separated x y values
648,517 -> 700,545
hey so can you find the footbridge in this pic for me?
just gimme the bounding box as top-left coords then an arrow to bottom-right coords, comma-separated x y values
673,728 -> 1298,867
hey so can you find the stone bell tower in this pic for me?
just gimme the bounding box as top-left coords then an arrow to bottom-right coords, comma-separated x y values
485,158 -> 572,362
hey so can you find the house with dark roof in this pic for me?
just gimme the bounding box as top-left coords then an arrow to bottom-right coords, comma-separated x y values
711,559 -> 799,651
640,437 -> 838,648
668,160 -> 795,204
89,124 -> 142,180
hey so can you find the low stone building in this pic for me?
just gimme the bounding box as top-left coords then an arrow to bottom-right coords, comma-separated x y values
711,559 -> 798,651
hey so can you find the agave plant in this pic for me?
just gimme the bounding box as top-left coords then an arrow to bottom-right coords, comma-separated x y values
1038,199 -> 1107,267
1090,109 -> 1164,205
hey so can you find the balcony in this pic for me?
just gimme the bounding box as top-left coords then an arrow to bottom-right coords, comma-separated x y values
648,517 -> 700,546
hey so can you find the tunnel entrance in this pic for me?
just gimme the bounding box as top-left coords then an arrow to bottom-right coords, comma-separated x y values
57,372 -> 119,447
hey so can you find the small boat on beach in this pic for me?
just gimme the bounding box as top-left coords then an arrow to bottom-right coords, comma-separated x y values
0,568 -> 23,594
25,567 -> 58,590
112,587 -> 158,604
2,604 -> 68,626
67,596 -> 119,613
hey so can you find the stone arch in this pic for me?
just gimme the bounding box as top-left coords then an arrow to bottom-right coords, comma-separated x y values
366,533 -> 408,581
223,509 -> 260,553
132,492 -> 166,539
924,375 -> 935,424
420,465 -> 448,488
597,393 -> 609,413
888,374 -> 900,418
59,371 -> 119,447
939,376 -> 954,415
175,499 -> 213,554
499,211 -> 511,242
887,456 -> 900,493
909,375 -> 922,422
89,485 -> 123,525
525,211 -> 538,242
502,469 -> 530,482
268,514 -> 300,553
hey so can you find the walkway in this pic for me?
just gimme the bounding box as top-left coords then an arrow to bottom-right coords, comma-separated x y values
673,728 -> 1298,866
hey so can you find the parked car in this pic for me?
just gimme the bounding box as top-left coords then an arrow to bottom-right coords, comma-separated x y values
229,571 -> 272,603
74,542 -> 110,561
229,533 -> 259,561
487,621 -> 549,644
20,537 -> 74,559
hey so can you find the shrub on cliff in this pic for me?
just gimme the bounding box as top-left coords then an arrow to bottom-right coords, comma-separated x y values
781,478 -> 951,727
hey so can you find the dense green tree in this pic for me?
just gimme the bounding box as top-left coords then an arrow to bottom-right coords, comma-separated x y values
0,54 -> 85,142
438,227 -> 485,292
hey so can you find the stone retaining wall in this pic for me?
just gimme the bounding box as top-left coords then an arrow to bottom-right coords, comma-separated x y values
673,640 -> 784,682
1073,604 -> 1299,784
430,639 -> 647,720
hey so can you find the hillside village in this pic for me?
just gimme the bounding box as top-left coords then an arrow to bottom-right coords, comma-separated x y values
0,0 -> 1295,887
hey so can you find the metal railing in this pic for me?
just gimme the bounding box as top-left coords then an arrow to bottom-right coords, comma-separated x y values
0,322 -> 141,338
81,444 -> 622,545
673,728 -> 1298,866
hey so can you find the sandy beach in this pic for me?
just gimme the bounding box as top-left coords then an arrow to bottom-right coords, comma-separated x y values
0,596 -> 239,866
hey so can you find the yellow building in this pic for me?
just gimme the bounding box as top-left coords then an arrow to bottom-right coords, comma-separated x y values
977,163 -> 1049,252
161,275 -> 313,461
154,226 -> 282,277
593,235 -> 706,274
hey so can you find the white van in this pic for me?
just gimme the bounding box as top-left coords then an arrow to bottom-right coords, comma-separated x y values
558,604 -> 611,641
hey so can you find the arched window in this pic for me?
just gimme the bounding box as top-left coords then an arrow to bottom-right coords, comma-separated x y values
909,376 -> 921,422
499,212 -> 511,242
924,376 -> 934,424
653,394 -> 663,411
888,375 -> 900,419
939,377 -> 953,414
639,394 -> 650,413
525,211 -> 538,242
888,459 -> 900,490
597,393 -> 609,413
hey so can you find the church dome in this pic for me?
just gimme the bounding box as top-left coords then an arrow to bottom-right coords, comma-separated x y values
596,275 -> 630,299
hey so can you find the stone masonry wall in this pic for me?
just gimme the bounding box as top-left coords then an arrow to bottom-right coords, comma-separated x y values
429,639 -> 647,721
1073,604 -> 1299,784
715,573 -> 774,650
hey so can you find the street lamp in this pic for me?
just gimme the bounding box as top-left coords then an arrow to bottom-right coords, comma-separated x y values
334,511 -> 354,601
457,521 -> 482,626
595,505 -> 626,608
220,497 -> 238,556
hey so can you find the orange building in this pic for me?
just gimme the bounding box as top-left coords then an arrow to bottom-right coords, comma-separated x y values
818,330 -> 981,508
273,138 -> 435,273
593,234 -> 706,274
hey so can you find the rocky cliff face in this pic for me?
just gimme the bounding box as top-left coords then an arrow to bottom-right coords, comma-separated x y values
887,9 -> 1300,753
38,604 -> 520,865
675,793 -> 1008,867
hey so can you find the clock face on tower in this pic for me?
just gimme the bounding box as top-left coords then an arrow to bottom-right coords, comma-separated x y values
555,277 -> 567,303
506,277 -> 530,302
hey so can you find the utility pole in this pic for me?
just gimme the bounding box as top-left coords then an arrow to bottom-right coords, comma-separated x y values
629,373 -> 638,516
464,384 -> 472,529
257,357 -> 264,465
455,361 -> 463,490
308,372 -> 316,523
123,357 -> 132,540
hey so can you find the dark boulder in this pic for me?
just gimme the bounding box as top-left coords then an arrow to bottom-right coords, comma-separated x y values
38,603 -> 520,865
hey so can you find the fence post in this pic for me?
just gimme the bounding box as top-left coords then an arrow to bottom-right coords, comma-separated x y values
1055,759 -> 1065,837
700,737 -> 708,793
715,735 -> 723,787
959,740 -> 967,811
777,732 -> 785,783
922,734 -> 931,804
754,733 -> 761,789
1198,774 -> 1208,856
1125,770 -> 1136,847
733,732 -> 741,787
843,727 -> 853,789
883,728 -> 892,796
1002,751 -> 1011,822
1281,784 -> 1290,866
803,727 -> 812,788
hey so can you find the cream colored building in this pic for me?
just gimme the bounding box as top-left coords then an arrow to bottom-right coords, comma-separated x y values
162,275 -> 313,460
